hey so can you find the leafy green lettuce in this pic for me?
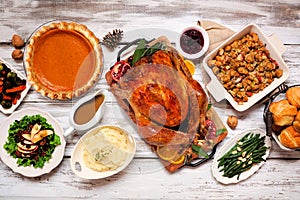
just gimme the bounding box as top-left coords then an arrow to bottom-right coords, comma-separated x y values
3,114 -> 61,168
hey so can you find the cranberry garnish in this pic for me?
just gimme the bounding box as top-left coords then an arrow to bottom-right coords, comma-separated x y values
205,119 -> 217,140
180,29 -> 204,55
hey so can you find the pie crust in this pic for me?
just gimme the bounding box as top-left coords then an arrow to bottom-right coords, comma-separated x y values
24,21 -> 103,100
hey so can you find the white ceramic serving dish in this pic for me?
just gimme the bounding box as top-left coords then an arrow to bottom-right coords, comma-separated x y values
203,23 -> 289,112
177,25 -> 210,59
0,107 -> 66,177
0,58 -> 31,114
64,89 -> 108,137
211,128 -> 271,184
70,125 -> 136,179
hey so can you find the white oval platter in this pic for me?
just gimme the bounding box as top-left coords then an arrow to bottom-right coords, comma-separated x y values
211,128 -> 271,184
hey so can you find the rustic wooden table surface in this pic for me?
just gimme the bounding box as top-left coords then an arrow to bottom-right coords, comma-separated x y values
0,0 -> 299,199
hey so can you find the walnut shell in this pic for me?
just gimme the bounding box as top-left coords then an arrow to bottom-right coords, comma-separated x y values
11,49 -> 23,59
227,115 -> 238,129
12,34 -> 25,48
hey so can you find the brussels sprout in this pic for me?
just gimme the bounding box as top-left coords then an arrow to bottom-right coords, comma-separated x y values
7,71 -> 17,82
1,100 -> 12,109
3,81 -> 13,89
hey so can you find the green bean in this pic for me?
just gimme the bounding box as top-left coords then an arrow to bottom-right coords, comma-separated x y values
252,159 -> 266,163
228,164 -> 253,179
223,162 -> 242,175
218,145 -> 239,161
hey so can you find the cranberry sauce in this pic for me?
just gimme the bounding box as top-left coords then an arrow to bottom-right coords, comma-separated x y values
180,29 -> 204,55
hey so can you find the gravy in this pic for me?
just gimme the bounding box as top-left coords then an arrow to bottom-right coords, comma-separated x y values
74,94 -> 105,125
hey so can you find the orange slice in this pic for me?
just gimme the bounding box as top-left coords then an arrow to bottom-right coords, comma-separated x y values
184,60 -> 195,75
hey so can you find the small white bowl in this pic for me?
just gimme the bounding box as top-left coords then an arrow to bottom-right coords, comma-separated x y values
177,25 -> 210,59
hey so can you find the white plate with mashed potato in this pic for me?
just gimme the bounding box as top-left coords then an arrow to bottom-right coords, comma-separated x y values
70,125 -> 136,179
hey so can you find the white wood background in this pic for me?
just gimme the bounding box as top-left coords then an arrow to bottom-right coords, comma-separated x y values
0,0 -> 300,199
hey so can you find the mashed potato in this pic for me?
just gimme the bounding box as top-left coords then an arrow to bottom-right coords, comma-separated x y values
82,126 -> 130,172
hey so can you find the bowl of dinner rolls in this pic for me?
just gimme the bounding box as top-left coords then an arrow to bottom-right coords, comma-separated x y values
264,84 -> 300,150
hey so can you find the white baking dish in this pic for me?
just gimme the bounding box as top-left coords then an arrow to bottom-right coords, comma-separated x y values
203,23 -> 289,112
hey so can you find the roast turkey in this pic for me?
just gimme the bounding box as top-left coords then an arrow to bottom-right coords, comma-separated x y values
106,36 -> 212,172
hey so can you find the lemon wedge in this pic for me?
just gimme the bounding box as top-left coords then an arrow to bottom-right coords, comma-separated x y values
171,155 -> 185,165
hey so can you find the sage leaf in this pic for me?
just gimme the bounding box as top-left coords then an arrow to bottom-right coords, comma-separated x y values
192,144 -> 209,158
216,128 -> 227,136
132,39 -> 147,66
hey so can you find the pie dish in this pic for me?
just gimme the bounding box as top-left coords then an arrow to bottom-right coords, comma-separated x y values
24,21 -> 103,100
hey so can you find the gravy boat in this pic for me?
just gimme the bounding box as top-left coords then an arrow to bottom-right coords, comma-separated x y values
64,89 -> 108,137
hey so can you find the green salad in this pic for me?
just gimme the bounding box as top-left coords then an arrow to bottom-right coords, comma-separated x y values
4,114 -> 61,168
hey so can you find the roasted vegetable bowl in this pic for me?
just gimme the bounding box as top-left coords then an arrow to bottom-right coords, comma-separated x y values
0,58 -> 30,114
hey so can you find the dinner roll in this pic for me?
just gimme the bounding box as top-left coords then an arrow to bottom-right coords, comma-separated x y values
293,110 -> 300,132
278,126 -> 300,149
269,99 -> 297,126
286,87 -> 300,108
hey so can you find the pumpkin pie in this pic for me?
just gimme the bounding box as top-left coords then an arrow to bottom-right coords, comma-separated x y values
24,21 -> 103,100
